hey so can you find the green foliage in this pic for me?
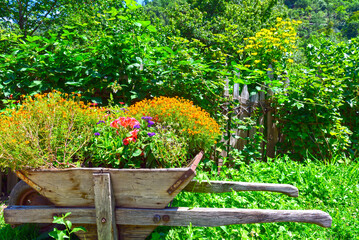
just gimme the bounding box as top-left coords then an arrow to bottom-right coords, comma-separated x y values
280,35 -> 359,159
276,68 -> 351,160
228,117 -> 265,165
286,0 -> 359,39
49,212 -> 86,240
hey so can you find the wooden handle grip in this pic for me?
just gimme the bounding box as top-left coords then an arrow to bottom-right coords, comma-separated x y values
183,180 -> 299,197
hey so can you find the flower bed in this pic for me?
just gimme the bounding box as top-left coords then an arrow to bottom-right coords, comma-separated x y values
0,92 -> 220,170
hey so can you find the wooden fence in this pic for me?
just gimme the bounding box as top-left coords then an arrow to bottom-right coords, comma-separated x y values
218,66 -> 287,166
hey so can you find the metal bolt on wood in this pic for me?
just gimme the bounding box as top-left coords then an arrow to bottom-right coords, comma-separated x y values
153,214 -> 161,223
162,215 -> 170,222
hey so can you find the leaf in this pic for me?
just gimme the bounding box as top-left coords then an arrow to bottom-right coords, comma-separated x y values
26,36 -> 41,42
118,16 -> 128,21
137,21 -> 151,27
134,22 -> 142,27
71,226 -> 87,233
29,81 -> 42,88
65,219 -> 72,229
65,81 -> 82,87
147,26 -> 157,32
132,148 -> 142,157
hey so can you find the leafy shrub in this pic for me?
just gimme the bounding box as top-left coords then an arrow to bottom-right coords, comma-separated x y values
0,91 -> 104,170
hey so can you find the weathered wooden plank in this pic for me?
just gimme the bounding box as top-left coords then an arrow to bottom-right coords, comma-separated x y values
219,78 -> 230,171
230,83 -> 240,148
238,85 -> 250,150
4,206 -> 332,228
248,92 -> 259,140
266,64 -> 277,158
118,225 -> 156,240
259,89 -> 266,157
93,173 -> 118,240
15,161 -> 199,209
183,180 -> 299,197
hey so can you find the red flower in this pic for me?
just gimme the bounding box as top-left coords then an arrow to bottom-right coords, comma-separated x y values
111,117 -> 140,129
123,137 -> 136,145
110,119 -> 119,128
123,138 -> 129,145
130,129 -> 139,139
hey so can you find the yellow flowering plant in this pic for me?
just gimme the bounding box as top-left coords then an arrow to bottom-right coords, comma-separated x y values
0,91 -> 104,170
240,18 -> 301,68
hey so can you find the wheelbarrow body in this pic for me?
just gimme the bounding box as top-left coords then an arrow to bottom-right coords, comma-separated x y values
4,152 -> 332,239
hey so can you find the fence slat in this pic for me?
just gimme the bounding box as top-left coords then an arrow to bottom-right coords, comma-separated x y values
238,85 -> 249,151
248,92 -> 259,140
266,64 -> 278,158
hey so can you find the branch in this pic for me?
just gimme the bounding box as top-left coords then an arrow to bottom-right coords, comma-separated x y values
29,0 -> 58,36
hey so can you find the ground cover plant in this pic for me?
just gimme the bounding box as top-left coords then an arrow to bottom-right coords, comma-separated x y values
0,155 -> 357,239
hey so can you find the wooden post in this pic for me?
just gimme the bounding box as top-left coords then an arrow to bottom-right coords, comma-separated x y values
258,89 -> 266,160
219,78 -> 230,173
230,83 -> 240,149
248,93 -> 259,140
238,85 -> 249,151
266,64 -> 278,158
93,172 -> 118,240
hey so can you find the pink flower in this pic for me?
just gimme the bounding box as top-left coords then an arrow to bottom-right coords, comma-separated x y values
110,119 -> 119,128
130,129 -> 139,139
111,117 -> 140,129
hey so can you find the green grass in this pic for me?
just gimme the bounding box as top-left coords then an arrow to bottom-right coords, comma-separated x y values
1,156 -> 358,239
150,156 -> 359,239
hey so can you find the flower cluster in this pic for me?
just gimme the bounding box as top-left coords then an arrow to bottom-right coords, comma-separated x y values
110,117 -> 140,129
109,117 -> 140,145
127,96 -> 221,154
90,113 -> 189,168
238,18 -> 301,67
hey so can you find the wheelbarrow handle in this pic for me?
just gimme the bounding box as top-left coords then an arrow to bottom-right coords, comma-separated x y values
183,180 -> 299,197
4,206 -> 332,228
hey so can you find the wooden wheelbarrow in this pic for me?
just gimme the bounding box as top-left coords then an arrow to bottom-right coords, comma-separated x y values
4,152 -> 332,239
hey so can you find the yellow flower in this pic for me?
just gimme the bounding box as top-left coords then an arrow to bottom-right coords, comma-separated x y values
251,52 -> 258,56
254,60 -> 261,64
288,59 -> 294,63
